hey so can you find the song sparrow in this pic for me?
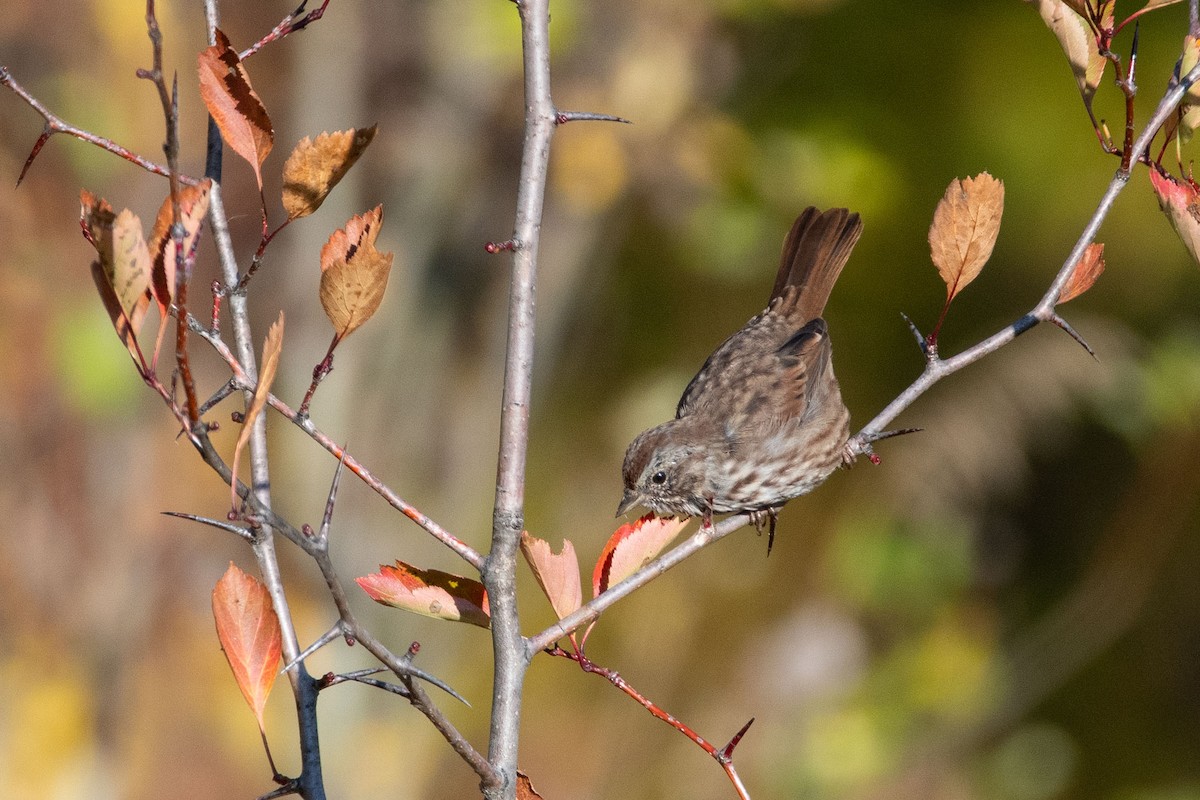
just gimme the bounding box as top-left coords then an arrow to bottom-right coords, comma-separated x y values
617,206 -> 862,537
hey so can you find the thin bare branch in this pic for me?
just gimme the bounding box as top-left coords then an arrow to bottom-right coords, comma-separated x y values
162,510 -> 254,542
849,58 -> 1200,452
483,0 -> 558,793
0,65 -> 197,185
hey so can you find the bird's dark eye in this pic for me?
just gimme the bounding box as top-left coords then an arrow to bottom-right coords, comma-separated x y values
651,471 -> 667,485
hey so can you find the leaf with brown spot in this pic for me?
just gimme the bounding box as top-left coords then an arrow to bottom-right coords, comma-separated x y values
520,532 -> 582,620
1059,243 -> 1105,304
282,126 -> 378,220
90,261 -> 149,367
198,29 -> 273,188
928,172 -> 1005,304
356,561 -> 490,628
148,179 -> 212,314
318,205 -> 393,340
81,192 -> 152,365
212,563 -> 281,734
231,312 -> 284,510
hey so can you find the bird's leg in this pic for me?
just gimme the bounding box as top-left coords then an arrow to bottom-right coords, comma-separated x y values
766,508 -> 778,555
701,498 -> 715,532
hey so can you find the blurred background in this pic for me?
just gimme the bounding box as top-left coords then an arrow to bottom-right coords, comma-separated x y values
3,0 -> 1200,798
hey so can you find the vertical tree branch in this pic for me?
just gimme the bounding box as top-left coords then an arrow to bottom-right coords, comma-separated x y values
483,0 -> 556,795
201,3 -> 325,797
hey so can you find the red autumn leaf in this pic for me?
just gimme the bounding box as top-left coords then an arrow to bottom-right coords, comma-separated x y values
212,562 -> 282,733
357,561 -> 490,628
593,514 -> 688,597
318,205 -> 393,340
1058,242 -> 1105,304
520,531 -> 582,620
230,312 -> 284,509
198,29 -> 273,188
282,126 -> 378,220
1149,169 -> 1200,268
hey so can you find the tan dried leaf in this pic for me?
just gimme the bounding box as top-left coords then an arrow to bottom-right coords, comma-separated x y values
90,261 -> 149,366
1059,243 -> 1105,304
319,206 -> 393,339
212,562 -> 282,733
81,193 -> 152,363
111,209 -> 152,319
520,532 -> 582,620
282,126 -> 378,220
198,29 -> 273,188
1026,0 -> 1108,114
928,172 -> 1005,303
231,312 -> 284,509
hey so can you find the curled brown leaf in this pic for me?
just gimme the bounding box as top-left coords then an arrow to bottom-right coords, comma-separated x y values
1059,242 -> 1105,304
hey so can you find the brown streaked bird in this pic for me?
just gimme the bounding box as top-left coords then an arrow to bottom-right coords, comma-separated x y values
618,207 -> 862,539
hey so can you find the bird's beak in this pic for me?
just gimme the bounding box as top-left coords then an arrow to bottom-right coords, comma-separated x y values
616,490 -> 640,518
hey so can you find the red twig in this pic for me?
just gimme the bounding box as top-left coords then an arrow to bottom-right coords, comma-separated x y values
240,0 -> 333,59
298,333 -> 339,418
547,646 -> 754,799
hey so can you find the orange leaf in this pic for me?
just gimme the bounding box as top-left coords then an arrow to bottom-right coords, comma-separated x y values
318,206 -> 393,339
212,562 -> 281,733
520,531 -> 582,620
282,126 -> 378,220
148,179 -> 212,315
357,561 -> 490,628
198,29 -> 273,188
593,514 -> 688,597
1149,169 -> 1200,268
516,772 -> 544,800
928,172 -> 1004,303
231,312 -> 284,509
1058,243 -> 1105,304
